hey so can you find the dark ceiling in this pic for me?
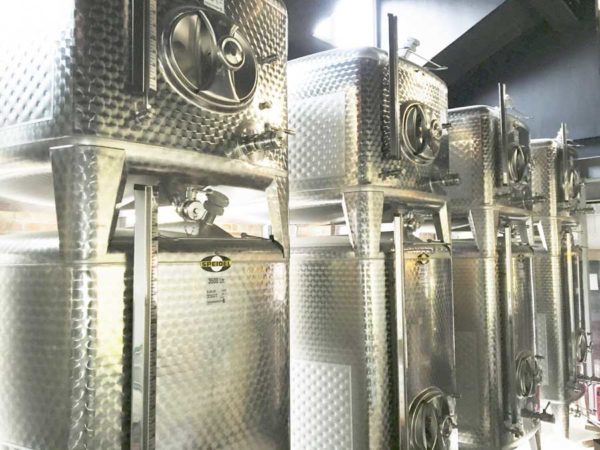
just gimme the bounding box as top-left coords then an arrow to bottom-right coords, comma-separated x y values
287,0 -> 336,59
285,0 -> 596,87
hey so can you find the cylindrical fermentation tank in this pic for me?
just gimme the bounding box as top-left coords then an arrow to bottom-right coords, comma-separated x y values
0,0 -> 290,449
447,88 -> 552,450
288,15 -> 459,450
530,125 -> 589,437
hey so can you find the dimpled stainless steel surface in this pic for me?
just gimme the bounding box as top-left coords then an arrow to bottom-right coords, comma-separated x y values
0,246 -> 129,450
290,238 -> 456,449
0,235 -> 288,450
50,145 -> 126,260
389,245 -> 457,429
446,106 -> 532,214
288,48 -> 449,201
154,249 -> 288,449
0,0 -> 288,172
530,137 -> 586,436
290,242 -> 393,450
0,1 -> 73,143
448,104 -> 539,447
291,360 -> 354,450
288,45 -> 455,449
531,140 -> 561,219
453,243 -> 539,450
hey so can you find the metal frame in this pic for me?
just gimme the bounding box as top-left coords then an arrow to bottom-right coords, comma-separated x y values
131,185 -> 158,450
392,214 -> 409,448
503,224 -> 519,430
499,83 -> 510,187
388,13 -> 401,160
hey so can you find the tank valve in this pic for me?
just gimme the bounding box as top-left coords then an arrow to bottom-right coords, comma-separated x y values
177,186 -> 205,221
521,403 -> 556,423
199,189 -> 229,226
529,194 -> 546,204
259,53 -> 279,65
234,123 -> 294,158
177,188 -> 229,235
430,173 -> 460,188
494,188 -> 513,199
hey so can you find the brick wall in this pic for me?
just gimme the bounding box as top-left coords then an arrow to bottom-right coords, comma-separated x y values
0,210 -> 56,235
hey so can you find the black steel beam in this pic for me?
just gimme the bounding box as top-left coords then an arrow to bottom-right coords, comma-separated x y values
433,0 -> 543,86
528,0 -> 579,30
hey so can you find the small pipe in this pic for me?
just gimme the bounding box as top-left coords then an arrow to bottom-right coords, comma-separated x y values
503,225 -> 519,427
561,123 -> 570,203
565,232 -> 579,383
499,83 -> 509,186
388,14 -> 401,160
521,408 -> 556,424
393,214 -> 409,450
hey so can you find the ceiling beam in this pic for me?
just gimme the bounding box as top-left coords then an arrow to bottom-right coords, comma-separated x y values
527,0 -> 579,30
433,0 -> 543,86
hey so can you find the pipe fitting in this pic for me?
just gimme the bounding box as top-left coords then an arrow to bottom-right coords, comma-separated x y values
430,173 -> 461,188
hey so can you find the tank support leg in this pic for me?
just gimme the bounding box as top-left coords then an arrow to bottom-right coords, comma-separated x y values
266,176 -> 289,255
528,429 -> 542,450
555,403 -> 571,438
49,145 -> 126,450
50,144 -> 126,261
468,207 -> 499,257
342,189 -> 385,258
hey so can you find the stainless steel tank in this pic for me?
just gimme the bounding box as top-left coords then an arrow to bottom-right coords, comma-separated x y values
530,125 -> 588,436
447,87 -> 549,450
288,15 -> 458,450
0,0 -> 289,244
0,230 -> 288,450
453,242 -> 542,449
0,0 -> 289,449
291,237 -> 456,450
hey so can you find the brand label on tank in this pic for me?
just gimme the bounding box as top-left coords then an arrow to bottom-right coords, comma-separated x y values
207,277 -> 227,304
205,0 -> 225,14
201,255 -> 232,273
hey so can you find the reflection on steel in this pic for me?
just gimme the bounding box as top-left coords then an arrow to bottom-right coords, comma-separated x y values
530,125 -> 587,437
0,0 -> 289,448
288,16 -> 457,448
448,93 -> 544,449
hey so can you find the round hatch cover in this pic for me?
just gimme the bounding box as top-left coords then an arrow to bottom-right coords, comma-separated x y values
409,387 -> 455,450
559,148 -> 581,203
507,144 -> 528,184
515,352 -> 542,398
400,102 -> 442,165
576,329 -> 589,364
161,6 -> 258,112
